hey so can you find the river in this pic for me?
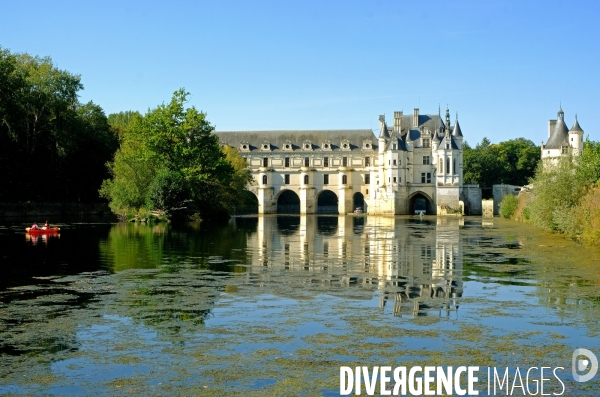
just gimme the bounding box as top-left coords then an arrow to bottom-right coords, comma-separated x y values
1,216 -> 599,395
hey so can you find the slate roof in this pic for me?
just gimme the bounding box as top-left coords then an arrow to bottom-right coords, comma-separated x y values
545,117 -> 570,149
570,117 -> 583,133
452,119 -> 463,137
439,134 -> 460,150
214,129 -> 378,151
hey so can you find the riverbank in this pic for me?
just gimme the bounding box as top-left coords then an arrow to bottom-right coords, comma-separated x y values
0,202 -> 115,221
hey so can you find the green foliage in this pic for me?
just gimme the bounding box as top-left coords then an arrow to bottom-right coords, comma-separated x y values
527,156 -> 583,233
99,142 -> 157,215
0,46 -> 117,202
101,89 -> 248,221
107,111 -> 142,138
575,138 -> 600,187
146,168 -> 190,219
463,137 -> 540,188
499,194 -> 519,218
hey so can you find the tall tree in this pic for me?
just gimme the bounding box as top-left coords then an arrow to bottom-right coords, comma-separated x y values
101,89 -> 241,220
0,46 -> 117,202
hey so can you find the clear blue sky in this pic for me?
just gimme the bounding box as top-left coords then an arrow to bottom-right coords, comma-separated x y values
2,0 -> 599,145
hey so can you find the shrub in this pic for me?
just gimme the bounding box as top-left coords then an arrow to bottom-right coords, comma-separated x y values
499,194 -> 519,218
146,168 -> 192,220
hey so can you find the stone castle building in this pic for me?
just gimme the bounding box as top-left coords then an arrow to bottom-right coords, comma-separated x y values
216,106 -> 472,215
542,107 -> 584,161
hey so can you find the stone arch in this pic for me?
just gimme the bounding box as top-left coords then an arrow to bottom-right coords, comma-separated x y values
407,191 -> 434,215
316,189 -> 339,214
276,189 -> 300,214
352,192 -> 366,213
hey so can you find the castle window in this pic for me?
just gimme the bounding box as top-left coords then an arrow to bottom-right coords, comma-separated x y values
439,158 -> 443,173
324,157 -> 329,167
365,143 -> 370,148
343,143 -> 348,149
342,175 -> 348,184
365,174 -> 370,184
324,143 -> 329,149
365,157 -> 370,166
393,159 -> 397,166
242,144 -> 248,150
423,156 -> 430,165
446,143 -> 450,149
285,144 -> 291,149
562,146 -> 569,154
324,174 -> 329,185
366,189 -> 369,194
342,157 -> 348,167
263,158 -> 269,167
453,159 -> 456,173
393,177 -> 397,183
284,174 -> 290,184
422,138 -> 431,148
393,144 -> 397,150
304,175 -> 309,184
285,157 -> 290,167
446,157 -> 450,174
304,157 -> 310,167
421,173 -> 431,183
262,175 -> 267,184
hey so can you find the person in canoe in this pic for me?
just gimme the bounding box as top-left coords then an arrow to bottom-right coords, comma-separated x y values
31,222 -> 39,230
42,221 -> 49,230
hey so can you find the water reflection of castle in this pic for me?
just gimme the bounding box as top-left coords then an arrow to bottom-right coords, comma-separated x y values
247,215 -> 463,316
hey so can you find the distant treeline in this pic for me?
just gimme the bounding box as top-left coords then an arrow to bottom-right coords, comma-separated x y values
463,137 -> 540,188
0,46 -> 118,202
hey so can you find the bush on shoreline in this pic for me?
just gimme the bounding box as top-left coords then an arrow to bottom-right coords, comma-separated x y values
499,194 -> 519,218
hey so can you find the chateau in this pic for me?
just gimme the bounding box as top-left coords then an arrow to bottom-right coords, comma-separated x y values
541,107 -> 584,161
216,107 -> 472,215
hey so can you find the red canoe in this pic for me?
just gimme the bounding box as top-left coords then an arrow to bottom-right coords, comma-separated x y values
26,227 -> 60,234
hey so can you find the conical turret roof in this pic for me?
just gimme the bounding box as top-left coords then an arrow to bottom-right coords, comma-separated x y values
545,115 -> 569,149
378,115 -> 390,139
570,116 -> 583,133
452,119 -> 463,137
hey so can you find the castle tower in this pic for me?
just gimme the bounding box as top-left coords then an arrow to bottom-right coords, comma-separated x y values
569,115 -> 584,157
378,115 -> 389,191
452,114 -> 464,187
435,106 -> 462,214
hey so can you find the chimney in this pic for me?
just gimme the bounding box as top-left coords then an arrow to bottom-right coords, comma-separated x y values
548,120 -> 556,138
413,108 -> 419,127
394,111 -> 402,132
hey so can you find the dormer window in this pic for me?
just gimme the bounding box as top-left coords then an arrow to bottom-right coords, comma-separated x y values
341,139 -> 351,151
262,141 -> 271,151
303,140 -> 313,151
561,145 -> 569,154
283,140 -> 293,151
422,138 -> 430,148
362,140 -> 373,150
322,140 -> 332,151
240,142 -> 250,152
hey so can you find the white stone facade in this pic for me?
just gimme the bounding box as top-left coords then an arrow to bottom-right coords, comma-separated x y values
216,107 -> 466,215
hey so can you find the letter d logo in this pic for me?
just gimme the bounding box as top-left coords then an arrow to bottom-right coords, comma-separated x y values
572,348 -> 598,382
